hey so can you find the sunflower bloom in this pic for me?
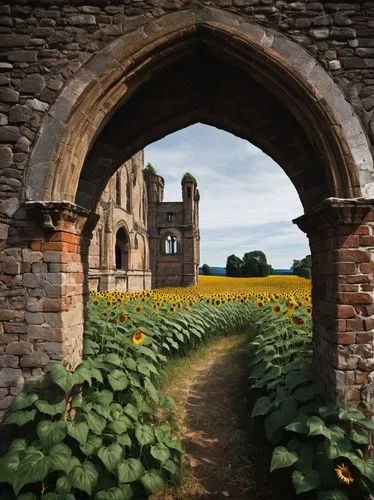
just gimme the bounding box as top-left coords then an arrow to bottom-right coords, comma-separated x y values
118,313 -> 128,324
335,463 -> 354,485
132,330 -> 145,345
291,316 -> 304,327
272,304 -> 281,314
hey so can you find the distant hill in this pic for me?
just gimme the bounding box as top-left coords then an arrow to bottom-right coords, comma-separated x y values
199,267 -> 294,276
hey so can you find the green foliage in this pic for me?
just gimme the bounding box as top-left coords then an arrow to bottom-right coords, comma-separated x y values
291,254 -> 312,279
225,251 -> 273,277
0,293 -> 257,498
181,172 -> 196,183
143,162 -> 157,176
225,254 -> 243,277
248,302 -> 374,499
201,264 -> 211,275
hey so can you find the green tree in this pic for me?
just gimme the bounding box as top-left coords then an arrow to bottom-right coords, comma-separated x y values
201,264 -> 211,275
242,250 -> 272,277
291,254 -> 311,278
225,255 -> 243,277
144,162 -> 157,175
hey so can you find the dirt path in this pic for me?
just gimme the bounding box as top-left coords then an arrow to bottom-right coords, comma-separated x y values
153,334 -> 285,500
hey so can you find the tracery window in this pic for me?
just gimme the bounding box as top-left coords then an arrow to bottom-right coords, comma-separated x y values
165,235 -> 178,255
115,228 -> 129,270
167,212 -> 173,223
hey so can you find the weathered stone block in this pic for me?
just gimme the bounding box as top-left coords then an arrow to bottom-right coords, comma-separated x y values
0,368 -> 24,387
26,98 -> 48,112
0,355 -> 19,368
0,145 -> 12,168
67,15 -> 96,25
8,50 -> 37,62
9,104 -> 32,123
6,342 -> 33,355
20,351 -> 50,367
20,74 -> 45,95
0,126 -> 20,143
0,395 -> 13,410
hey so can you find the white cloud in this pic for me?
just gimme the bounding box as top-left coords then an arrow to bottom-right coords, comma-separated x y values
145,124 -> 309,268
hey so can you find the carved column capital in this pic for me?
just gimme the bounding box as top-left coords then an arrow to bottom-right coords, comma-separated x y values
293,198 -> 374,236
24,201 -> 99,237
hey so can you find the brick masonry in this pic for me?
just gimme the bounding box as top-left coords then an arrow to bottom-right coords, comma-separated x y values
1,1 -> 374,416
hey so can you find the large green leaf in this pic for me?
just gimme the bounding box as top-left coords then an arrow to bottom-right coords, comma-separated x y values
270,446 -> 298,473
108,414 -> 132,434
349,456 -> 374,483
292,469 -> 320,494
56,474 -> 71,493
117,434 -> 131,448
286,413 -> 308,434
103,353 -> 123,366
67,421 -> 89,445
350,427 -> 370,445
140,470 -> 165,494
307,416 -> 331,439
50,364 -> 75,394
49,443 -> 72,473
252,396 -> 273,417
86,411 -> 107,435
144,379 -> 159,404
80,433 -> 103,456
0,451 -> 20,486
123,403 -> 138,420
14,447 -> 50,495
108,370 -> 129,391
123,358 -> 137,371
317,491 -> 349,500
10,392 -> 38,411
35,400 -> 65,416
43,494 -> 75,500
4,409 -> 36,427
150,444 -> 170,464
88,390 -> 113,406
97,443 -> 123,474
70,461 -> 98,496
135,425 -> 154,446
37,421 -> 67,450
118,458 -> 144,483
94,486 -> 133,500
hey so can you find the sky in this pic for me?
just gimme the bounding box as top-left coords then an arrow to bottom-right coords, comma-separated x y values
144,124 -> 310,269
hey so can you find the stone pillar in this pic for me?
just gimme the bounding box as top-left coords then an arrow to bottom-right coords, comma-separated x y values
294,198 -> 374,412
0,202 -> 97,418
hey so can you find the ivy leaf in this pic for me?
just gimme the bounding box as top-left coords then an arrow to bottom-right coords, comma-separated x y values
86,411 -> 107,435
135,425 -> 154,446
144,379 -> 159,404
80,434 -> 103,456
71,393 -> 83,408
124,403 -> 138,420
70,461 -> 98,496
117,434 -> 131,448
14,447 -> 50,495
56,474 -> 71,493
140,470 -> 165,494
307,416 -> 331,439
9,438 -> 27,453
10,392 -> 38,411
349,456 -> 374,483
88,390 -> 113,406
108,414 -> 132,434
285,413 -> 308,434
49,443 -> 72,473
95,485 -> 133,500
37,421 -> 67,450
151,444 -> 170,464
292,469 -> 320,494
252,396 -> 273,417
317,490 -> 349,500
350,427 -> 370,445
108,370 -> 129,391
35,400 -> 65,416
4,409 -> 36,427
0,451 -> 20,486
97,443 -> 123,474
118,458 -> 144,483
50,364 -> 75,394
67,421 -> 89,445
270,446 -> 298,473
163,459 -> 179,476
43,494 -> 75,500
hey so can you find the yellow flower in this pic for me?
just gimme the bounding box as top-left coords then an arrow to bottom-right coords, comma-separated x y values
335,463 -> 354,485
131,330 -> 145,345
291,316 -> 304,328
272,304 -> 281,314
135,304 -> 143,313
118,313 -> 128,324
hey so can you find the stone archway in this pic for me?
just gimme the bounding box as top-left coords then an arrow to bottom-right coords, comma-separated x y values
3,6 -> 374,413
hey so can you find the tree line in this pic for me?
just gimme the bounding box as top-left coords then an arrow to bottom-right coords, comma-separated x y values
200,252 -> 311,278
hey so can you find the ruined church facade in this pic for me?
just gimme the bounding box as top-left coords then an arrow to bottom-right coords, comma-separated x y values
88,152 -> 200,292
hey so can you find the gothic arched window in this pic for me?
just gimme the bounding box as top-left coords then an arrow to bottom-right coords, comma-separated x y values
115,228 -> 129,270
165,235 -> 178,255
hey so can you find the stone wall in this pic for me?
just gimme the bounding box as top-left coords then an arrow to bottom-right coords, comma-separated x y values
1,0 -> 374,415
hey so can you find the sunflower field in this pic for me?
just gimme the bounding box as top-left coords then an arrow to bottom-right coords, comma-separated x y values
0,276 -> 374,499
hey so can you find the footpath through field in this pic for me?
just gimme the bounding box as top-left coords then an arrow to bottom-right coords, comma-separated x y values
152,334 -> 291,500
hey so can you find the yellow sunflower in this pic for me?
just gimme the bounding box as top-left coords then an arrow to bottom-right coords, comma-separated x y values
131,330 -> 145,345
272,304 -> 281,314
118,313 -> 128,324
335,463 -> 354,485
291,316 -> 304,328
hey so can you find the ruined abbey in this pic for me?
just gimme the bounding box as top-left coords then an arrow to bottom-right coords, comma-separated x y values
88,151 -> 200,292
2,0 -> 374,414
